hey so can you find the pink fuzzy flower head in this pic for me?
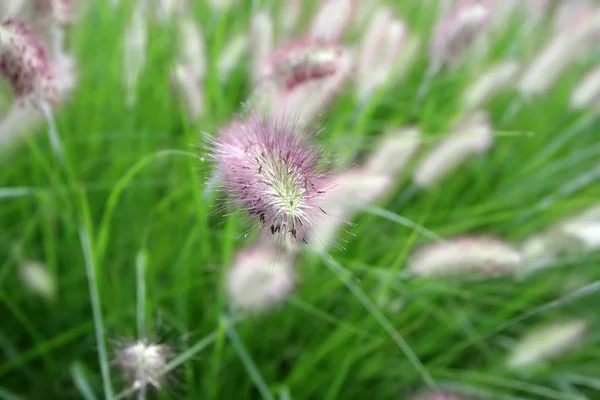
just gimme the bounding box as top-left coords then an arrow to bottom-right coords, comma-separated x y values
252,38 -> 352,125
211,115 -> 328,244
260,38 -> 343,90
430,0 -> 491,68
0,20 -> 57,104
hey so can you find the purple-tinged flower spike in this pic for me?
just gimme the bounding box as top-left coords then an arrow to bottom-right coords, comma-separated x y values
520,203 -> 600,272
411,391 -> 468,400
0,51 -> 76,148
364,127 -> 422,176
273,48 -> 352,126
114,339 -> 172,395
310,168 -> 392,253
123,2 -> 148,107
413,112 -> 493,189
408,236 -> 523,278
462,60 -> 521,111
211,116 -> 329,245
217,33 -> 248,82
253,38 -> 353,125
226,244 -> 295,312
0,20 -> 58,105
507,320 -> 587,369
259,38 -> 344,90
430,0 -> 491,69
518,7 -> 600,97
356,7 -> 408,102
309,0 -> 357,43
569,65 -> 600,110
250,11 -> 273,85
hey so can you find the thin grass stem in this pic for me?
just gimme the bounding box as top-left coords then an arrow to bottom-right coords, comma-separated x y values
79,227 -> 114,400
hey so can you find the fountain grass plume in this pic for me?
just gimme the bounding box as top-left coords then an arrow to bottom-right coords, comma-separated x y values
0,19 -> 58,105
209,114 -> 330,245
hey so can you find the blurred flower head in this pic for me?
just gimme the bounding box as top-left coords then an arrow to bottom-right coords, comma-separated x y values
19,260 -> 56,301
217,33 -> 248,82
413,112 -> 493,188
122,3 -> 147,107
409,236 -> 523,277
310,168 -> 392,253
507,320 -> 587,369
114,339 -> 172,394
0,19 -> 58,105
521,203 -> 600,271
518,6 -> 600,96
356,7 -> 409,101
364,127 -> 422,176
570,65 -> 600,110
260,38 -> 343,91
309,0 -> 357,43
430,0 -> 491,68
226,245 -> 295,312
462,60 -> 521,111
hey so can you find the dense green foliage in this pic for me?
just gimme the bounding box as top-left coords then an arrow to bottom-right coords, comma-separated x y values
1,1 -> 600,399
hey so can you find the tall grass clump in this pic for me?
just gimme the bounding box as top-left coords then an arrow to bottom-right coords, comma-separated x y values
2,1 -> 600,399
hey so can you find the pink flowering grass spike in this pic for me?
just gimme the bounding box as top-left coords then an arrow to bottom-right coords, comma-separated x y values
309,0 -> 357,43
210,115 -> 329,245
417,0 -> 491,100
0,19 -> 58,105
259,38 -> 343,91
518,6 -> 600,97
356,7 -> 408,102
430,0 -> 491,69
409,235 -> 523,278
226,244 -> 295,312
254,38 -> 352,125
